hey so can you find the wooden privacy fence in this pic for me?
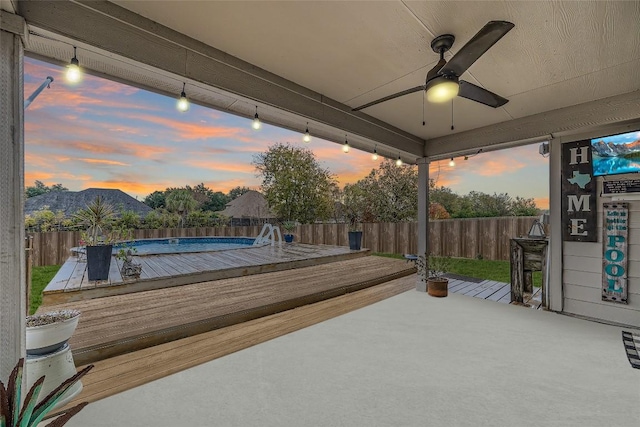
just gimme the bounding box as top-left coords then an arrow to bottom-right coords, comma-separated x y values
29,216 -> 539,267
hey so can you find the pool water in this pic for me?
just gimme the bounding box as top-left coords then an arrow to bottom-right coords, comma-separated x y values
114,237 -> 256,255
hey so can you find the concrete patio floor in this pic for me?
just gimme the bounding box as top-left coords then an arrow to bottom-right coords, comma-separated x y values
66,289 -> 639,427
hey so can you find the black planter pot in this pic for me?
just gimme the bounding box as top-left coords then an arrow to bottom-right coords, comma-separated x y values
284,234 -> 294,243
86,245 -> 113,281
348,231 -> 363,250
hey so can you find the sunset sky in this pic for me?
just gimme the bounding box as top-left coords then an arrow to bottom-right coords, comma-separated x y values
24,56 -> 549,209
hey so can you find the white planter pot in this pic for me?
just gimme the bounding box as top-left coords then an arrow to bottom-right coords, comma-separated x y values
26,344 -> 83,411
26,313 -> 80,355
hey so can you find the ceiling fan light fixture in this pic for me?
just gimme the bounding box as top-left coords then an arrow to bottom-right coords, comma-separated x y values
426,75 -> 459,103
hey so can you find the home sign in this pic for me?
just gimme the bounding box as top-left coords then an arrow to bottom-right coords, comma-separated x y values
562,140 -> 597,242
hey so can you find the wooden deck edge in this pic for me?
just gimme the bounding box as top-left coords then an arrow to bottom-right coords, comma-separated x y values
42,249 -> 371,305
72,266 -> 413,366
50,276 -> 416,418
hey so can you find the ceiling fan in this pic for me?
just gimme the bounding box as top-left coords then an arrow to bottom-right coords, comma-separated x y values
352,21 -> 515,112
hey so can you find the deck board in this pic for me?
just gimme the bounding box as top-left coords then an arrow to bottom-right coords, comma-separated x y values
41,256 -> 415,365
473,281 -> 509,300
43,243 -> 369,305
45,258 -> 79,292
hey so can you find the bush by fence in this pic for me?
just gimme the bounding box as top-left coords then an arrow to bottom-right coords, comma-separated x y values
29,216 -> 539,267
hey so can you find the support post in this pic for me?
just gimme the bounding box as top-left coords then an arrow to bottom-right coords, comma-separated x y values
548,137 -> 563,311
510,240 -> 524,303
417,158 -> 430,292
0,11 -> 26,380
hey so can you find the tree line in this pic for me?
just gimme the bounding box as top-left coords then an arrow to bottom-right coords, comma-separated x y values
255,143 -> 539,225
25,143 -> 539,231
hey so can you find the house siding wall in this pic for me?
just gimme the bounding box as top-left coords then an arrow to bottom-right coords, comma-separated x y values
562,176 -> 640,327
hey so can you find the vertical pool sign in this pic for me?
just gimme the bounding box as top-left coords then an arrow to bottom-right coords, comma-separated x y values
602,203 -> 628,304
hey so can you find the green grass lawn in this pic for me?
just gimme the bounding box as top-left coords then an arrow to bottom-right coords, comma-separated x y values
30,265 -> 61,314
373,253 -> 541,286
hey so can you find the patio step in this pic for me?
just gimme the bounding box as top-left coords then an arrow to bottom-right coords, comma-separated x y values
42,256 -> 416,366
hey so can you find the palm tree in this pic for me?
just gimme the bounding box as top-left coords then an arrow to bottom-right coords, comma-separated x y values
165,189 -> 198,227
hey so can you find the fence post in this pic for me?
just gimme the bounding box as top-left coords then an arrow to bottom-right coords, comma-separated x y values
25,235 -> 33,315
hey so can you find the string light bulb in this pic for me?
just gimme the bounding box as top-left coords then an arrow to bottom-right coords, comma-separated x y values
303,123 -> 311,142
176,82 -> 189,112
252,106 -> 261,130
343,135 -> 350,153
449,157 -> 455,167
372,147 -> 378,161
396,155 -> 403,166
66,47 -> 81,83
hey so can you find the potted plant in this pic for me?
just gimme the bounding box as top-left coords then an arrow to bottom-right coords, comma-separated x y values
1,358 -> 92,427
281,221 -> 296,243
73,196 -> 116,281
26,309 -> 81,356
342,184 -> 365,250
417,253 -> 451,297
115,247 -> 142,280
347,223 -> 363,251
25,309 -> 85,412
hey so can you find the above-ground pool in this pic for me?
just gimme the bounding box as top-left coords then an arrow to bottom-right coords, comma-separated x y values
114,237 -> 257,255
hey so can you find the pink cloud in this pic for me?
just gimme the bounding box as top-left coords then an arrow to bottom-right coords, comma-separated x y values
77,158 -> 130,166
188,160 -> 256,175
124,113 -> 250,140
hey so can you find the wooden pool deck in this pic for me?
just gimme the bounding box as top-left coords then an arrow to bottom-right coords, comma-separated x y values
42,243 -> 368,305
443,274 -> 543,309
40,256 -> 416,366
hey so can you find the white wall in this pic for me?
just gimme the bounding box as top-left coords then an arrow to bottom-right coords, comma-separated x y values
562,175 -> 640,327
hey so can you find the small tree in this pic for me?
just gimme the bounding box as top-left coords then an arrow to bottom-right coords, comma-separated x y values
143,190 -> 166,209
165,189 -> 198,227
253,143 -> 337,224
342,183 -> 368,230
25,180 -> 68,198
345,160 -> 418,223
228,186 -> 251,200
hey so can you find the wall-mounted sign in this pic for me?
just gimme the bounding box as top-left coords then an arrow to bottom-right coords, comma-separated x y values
603,178 -> 640,194
602,203 -> 628,304
562,140 -> 597,241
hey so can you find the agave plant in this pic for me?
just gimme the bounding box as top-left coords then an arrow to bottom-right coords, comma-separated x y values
0,358 -> 93,427
73,196 -> 116,246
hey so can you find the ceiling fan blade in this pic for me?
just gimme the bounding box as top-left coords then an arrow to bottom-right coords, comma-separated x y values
458,80 -> 508,108
352,85 -> 426,111
439,21 -> 514,77
426,58 -> 447,81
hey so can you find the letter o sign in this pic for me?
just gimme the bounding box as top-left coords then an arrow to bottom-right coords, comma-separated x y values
605,249 -> 624,262
605,264 -> 625,277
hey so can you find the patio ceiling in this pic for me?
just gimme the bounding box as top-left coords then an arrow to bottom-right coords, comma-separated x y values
7,0 -> 640,162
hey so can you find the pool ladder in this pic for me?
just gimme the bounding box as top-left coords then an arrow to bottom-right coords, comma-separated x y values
254,223 -> 283,247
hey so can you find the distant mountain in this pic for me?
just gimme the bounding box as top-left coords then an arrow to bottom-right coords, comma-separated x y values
592,138 -> 640,157
25,188 -> 153,217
